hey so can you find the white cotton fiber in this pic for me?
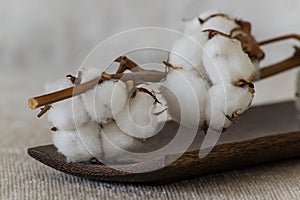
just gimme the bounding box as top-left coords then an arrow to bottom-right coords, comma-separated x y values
79,67 -> 128,124
182,11 -> 236,41
100,122 -> 143,161
52,121 -> 102,162
200,14 -> 238,35
81,79 -> 128,124
168,31 -> 208,75
44,77 -> 73,93
205,83 -> 253,131
79,67 -> 103,83
114,90 -> 159,139
45,78 -> 89,130
202,35 -> 255,85
160,68 -> 208,128
182,17 -> 201,35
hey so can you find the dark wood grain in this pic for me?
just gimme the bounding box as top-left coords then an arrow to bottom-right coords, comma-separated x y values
28,101 -> 300,184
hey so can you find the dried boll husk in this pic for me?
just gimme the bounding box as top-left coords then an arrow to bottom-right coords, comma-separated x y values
160,68 -> 208,128
45,78 -> 89,130
168,31 -> 208,76
205,83 -> 254,131
80,68 -> 128,124
99,121 -> 143,162
52,121 -> 102,162
114,90 -> 159,139
202,35 -> 256,85
198,10 -> 220,20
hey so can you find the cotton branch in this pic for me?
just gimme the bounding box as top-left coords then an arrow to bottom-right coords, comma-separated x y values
259,46 -> 300,79
28,31 -> 300,111
28,78 -> 100,109
257,34 -> 300,79
28,70 -> 167,110
259,34 -> 300,46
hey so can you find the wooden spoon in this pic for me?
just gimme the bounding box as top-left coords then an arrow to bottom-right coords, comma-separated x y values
28,101 -> 300,184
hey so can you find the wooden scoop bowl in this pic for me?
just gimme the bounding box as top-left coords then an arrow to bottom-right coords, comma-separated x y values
28,101 -> 300,184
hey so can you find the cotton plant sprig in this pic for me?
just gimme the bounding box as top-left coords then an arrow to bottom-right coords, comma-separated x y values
28,12 -> 300,163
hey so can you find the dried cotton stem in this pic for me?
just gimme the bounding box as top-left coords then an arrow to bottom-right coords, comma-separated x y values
259,46 -> 300,79
259,34 -> 300,46
28,71 -> 167,109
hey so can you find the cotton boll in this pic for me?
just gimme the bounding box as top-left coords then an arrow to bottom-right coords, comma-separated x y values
200,14 -> 238,35
182,17 -> 201,35
202,35 -> 256,85
45,78 -> 89,130
205,84 -> 253,131
81,80 -> 128,124
160,68 -> 208,128
114,90 -> 159,139
168,31 -> 208,75
52,121 -> 102,162
44,77 -> 73,93
100,122 -> 143,162
80,67 -> 128,124
47,99 -> 89,130
182,10 -> 222,36
79,67 -> 103,83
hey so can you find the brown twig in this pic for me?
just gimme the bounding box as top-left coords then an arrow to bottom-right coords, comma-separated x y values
259,34 -> 300,46
104,71 -> 167,82
28,78 -> 101,109
256,34 -> 300,79
259,46 -> 300,79
163,61 -> 183,71
115,56 -> 144,73
199,13 -> 232,24
37,105 -> 52,118
28,71 -> 167,110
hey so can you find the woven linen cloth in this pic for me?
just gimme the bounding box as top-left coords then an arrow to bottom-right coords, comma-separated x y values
1,69 -> 300,200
